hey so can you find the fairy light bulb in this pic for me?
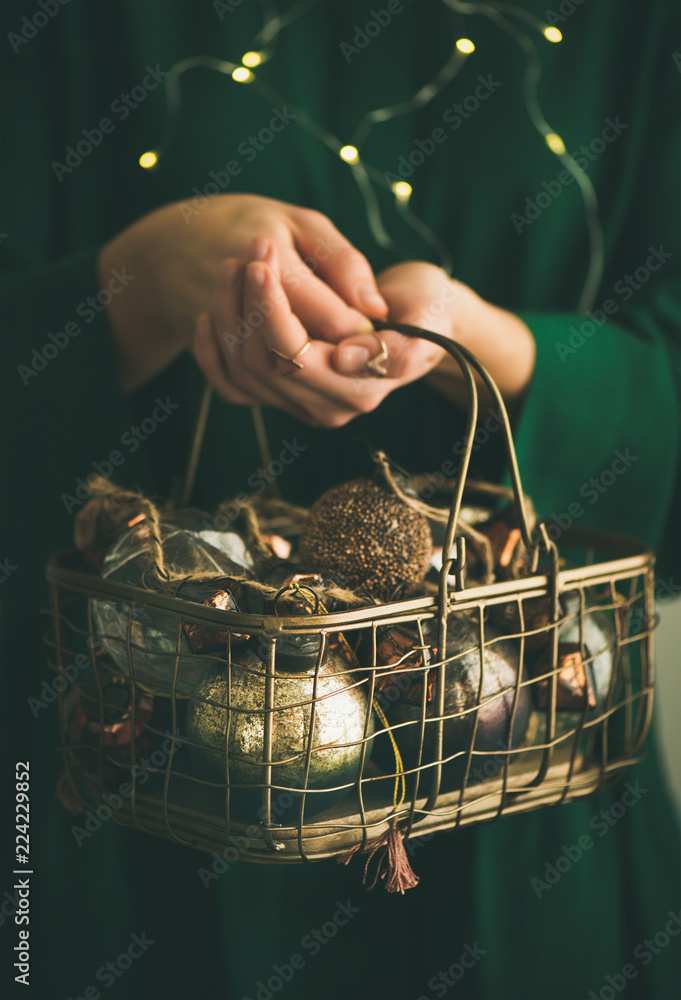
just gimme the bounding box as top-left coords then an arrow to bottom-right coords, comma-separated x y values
545,132 -> 566,155
242,51 -> 263,67
543,26 -> 562,43
392,181 -> 412,202
139,150 -> 158,169
339,145 -> 360,164
455,38 -> 475,54
232,66 -> 254,83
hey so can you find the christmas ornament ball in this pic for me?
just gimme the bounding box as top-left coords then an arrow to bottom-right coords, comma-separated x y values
299,479 -> 432,600
374,616 -> 531,791
537,591 -> 619,745
186,643 -> 375,818
92,511 -> 253,697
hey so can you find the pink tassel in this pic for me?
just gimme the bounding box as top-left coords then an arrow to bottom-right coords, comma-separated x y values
339,820 -> 419,894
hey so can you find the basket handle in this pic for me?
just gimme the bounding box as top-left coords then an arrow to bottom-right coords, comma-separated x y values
371,320 -> 541,576
182,320 -> 546,581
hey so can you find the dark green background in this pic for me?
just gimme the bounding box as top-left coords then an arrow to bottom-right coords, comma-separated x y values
1,1 -> 679,998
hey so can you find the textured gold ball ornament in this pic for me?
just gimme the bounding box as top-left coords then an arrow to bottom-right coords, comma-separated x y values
187,643 -> 374,817
299,479 -> 432,601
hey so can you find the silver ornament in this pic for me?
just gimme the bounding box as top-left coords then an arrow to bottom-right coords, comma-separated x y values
92,511 -> 253,697
187,642 -> 374,817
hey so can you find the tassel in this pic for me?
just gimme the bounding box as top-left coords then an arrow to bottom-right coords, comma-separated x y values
338,819 -> 419,894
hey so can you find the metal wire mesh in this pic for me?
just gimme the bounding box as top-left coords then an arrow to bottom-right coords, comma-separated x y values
46,529 -> 654,863
45,327 -> 655,864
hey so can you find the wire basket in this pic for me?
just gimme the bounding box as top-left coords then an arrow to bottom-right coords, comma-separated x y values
45,326 -> 655,877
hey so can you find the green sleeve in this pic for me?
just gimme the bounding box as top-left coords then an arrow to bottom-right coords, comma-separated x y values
0,248 -> 152,561
513,276 -> 680,578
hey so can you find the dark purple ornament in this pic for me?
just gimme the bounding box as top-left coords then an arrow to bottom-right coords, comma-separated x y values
374,616 -> 531,792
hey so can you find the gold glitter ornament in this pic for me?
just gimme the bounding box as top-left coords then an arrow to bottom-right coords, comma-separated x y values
299,479 -> 432,601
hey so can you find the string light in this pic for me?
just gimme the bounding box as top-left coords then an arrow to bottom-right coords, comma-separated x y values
231,66 -> 254,83
455,38 -> 475,54
445,0 -> 603,312
543,26 -> 562,43
339,145 -> 360,164
544,132 -> 566,155
138,150 -> 158,170
391,181 -> 412,202
137,0 -> 599,305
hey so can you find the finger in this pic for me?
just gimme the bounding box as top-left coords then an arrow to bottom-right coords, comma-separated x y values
250,234 -> 281,280
244,259 -> 311,372
192,313 -> 257,406
292,209 -> 389,318
331,330 -> 444,380
211,258 -> 246,367
240,262 -> 390,420
279,247 -> 377,342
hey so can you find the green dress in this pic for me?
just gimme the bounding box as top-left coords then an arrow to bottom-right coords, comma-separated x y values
1,2 -> 679,998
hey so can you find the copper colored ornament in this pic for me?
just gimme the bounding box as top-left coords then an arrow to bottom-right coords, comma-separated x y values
373,625 -> 433,703
64,667 -> 155,781
531,592 -> 617,716
532,642 -> 597,710
490,596 -> 552,650
299,478 -> 432,601
374,617 -> 531,791
177,578 -> 251,652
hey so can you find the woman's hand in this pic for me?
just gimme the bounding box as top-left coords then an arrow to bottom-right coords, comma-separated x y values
330,261 -> 536,413
97,194 -> 388,393
192,253 -> 450,427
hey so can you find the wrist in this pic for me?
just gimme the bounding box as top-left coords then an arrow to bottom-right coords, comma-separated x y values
428,288 -> 535,412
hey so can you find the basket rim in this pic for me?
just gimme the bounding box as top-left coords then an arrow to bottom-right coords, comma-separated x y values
45,525 -> 654,632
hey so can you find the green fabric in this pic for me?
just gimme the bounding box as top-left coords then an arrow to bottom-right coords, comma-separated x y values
1,1 -> 679,998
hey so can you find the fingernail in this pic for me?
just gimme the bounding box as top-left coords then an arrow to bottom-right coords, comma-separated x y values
220,261 -> 239,289
248,262 -> 266,287
252,236 -> 269,261
335,345 -> 371,375
196,313 -> 212,339
355,314 -> 376,334
358,286 -> 388,313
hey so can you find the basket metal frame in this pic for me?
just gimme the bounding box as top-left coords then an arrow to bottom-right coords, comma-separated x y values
45,326 -> 656,863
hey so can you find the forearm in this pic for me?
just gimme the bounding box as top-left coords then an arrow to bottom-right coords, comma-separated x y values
424,286 -> 536,414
